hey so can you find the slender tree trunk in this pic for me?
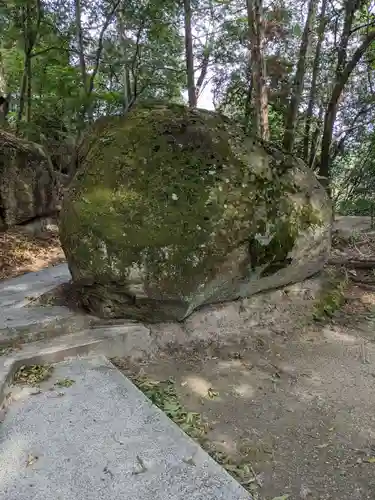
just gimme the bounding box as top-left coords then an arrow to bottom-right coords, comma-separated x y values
17,5 -> 29,127
84,0 -> 121,121
74,0 -> 87,90
244,75 -> 253,132
117,11 -> 132,111
303,0 -> 328,163
195,40 -> 212,100
74,0 -> 87,129
246,0 -> 269,140
26,55 -> 32,122
17,69 -> 27,125
17,0 -> 42,129
336,0 -> 361,79
317,0 -> 361,183
309,101 -> 324,169
283,0 -> 317,153
183,0 -> 196,107
0,47 -> 7,97
319,31 -> 375,185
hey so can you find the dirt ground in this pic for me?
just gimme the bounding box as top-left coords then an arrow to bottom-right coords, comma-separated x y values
117,309 -> 375,499
0,227 -> 65,280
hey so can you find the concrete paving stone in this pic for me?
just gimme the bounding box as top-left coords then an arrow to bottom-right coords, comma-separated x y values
0,263 -> 71,308
0,324 -> 155,408
0,264 -> 95,345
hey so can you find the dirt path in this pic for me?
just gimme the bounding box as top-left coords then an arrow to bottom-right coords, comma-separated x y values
119,314 -> 375,499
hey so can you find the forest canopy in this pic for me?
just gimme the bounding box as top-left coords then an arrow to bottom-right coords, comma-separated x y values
0,0 -> 375,214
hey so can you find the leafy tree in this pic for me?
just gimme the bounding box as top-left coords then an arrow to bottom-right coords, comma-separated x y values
0,0 -> 375,204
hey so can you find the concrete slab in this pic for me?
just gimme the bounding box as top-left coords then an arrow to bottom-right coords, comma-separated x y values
0,264 -> 95,346
0,356 -> 251,500
0,263 -> 70,308
0,324 -> 154,407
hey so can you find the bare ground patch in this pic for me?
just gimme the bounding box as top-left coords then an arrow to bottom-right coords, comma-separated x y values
114,315 -> 375,499
0,227 -> 65,280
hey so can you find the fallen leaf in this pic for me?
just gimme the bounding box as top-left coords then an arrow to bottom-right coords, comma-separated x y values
365,457 -> 375,463
207,388 -> 219,399
26,454 -> 38,467
271,495 -> 290,500
55,378 -> 75,388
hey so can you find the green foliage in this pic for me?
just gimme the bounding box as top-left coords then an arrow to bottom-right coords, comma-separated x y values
133,375 -> 207,439
0,0 -> 374,202
0,0 -> 185,141
14,364 -> 53,386
312,270 -> 349,322
55,378 -> 75,388
337,198 -> 375,217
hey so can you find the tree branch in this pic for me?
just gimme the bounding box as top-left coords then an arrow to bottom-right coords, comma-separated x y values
31,46 -> 71,58
87,0 -> 122,97
349,21 -> 375,36
319,29 -> 375,183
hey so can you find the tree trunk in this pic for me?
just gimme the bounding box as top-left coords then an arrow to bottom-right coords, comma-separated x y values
246,0 -> 270,141
303,0 -> 328,163
309,101 -> 324,169
195,40 -> 212,101
74,0 -> 87,91
17,68 -> 27,126
319,31 -> 375,185
246,0 -> 269,140
336,0 -> 361,79
244,74 -> 253,132
0,48 -> 7,97
26,55 -> 32,122
17,0 -> 42,129
74,0 -> 87,129
183,0 -> 197,107
283,0 -> 317,153
84,0 -> 121,120
117,12 -> 129,110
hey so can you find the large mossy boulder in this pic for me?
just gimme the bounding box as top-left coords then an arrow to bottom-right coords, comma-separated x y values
59,102 -> 332,322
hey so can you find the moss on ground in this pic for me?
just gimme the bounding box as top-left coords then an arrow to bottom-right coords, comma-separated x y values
312,269 -> 349,321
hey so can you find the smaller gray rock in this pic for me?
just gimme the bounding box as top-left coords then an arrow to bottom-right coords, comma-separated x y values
0,130 -> 61,227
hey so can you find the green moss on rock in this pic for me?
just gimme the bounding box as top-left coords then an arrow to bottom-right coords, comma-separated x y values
60,102 -> 332,321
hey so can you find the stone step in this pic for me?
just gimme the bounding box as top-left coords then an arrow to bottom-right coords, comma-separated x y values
0,356 -> 251,500
0,263 -> 71,309
0,323 -> 154,406
0,264 -> 97,347
0,306 -> 95,346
